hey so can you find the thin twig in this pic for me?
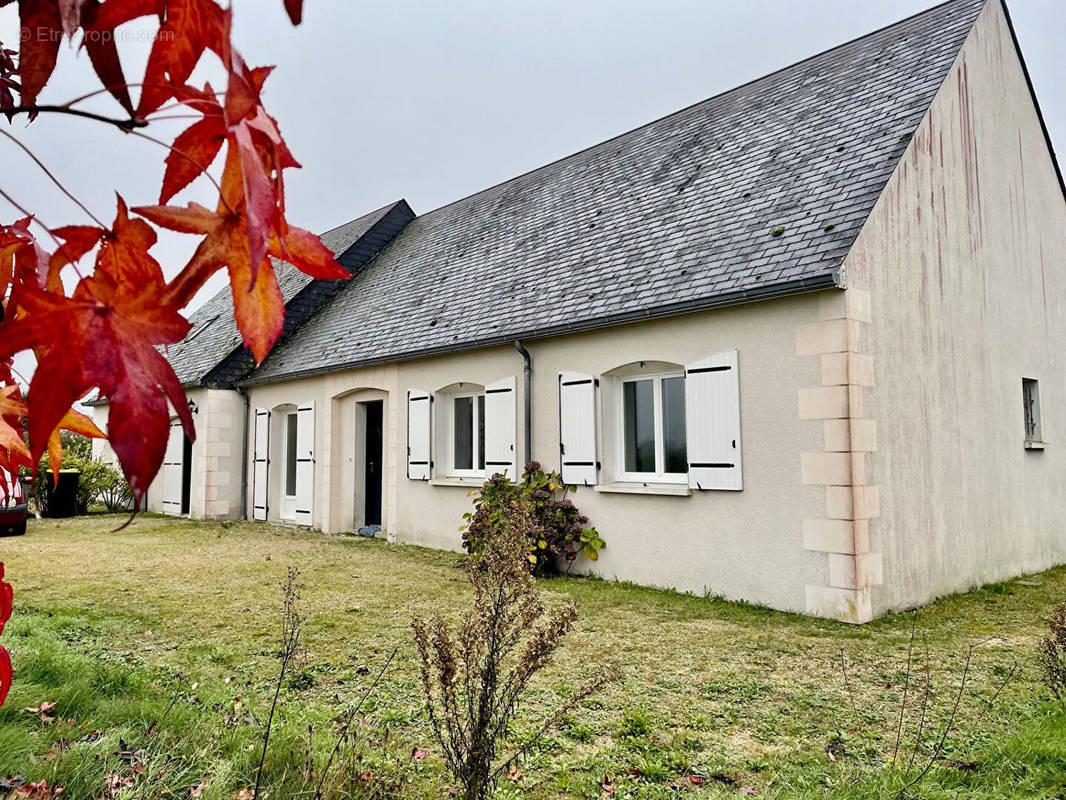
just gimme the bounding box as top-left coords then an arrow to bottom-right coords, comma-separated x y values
0,128 -> 107,227
2,104 -> 146,131
891,610 -> 919,765
971,662 -> 1018,732
839,648 -> 859,719
253,570 -> 302,800
145,114 -> 210,122
895,644 -> 975,799
904,634 -> 933,777
0,186 -> 68,258
50,81 -> 203,110
314,647 -> 399,799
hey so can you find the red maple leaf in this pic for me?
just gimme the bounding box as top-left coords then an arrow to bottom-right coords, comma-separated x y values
79,0 -> 135,115
1,218 -> 50,298
138,148 -> 347,362
46,407 -> 106,478
89,0 -> 230,116
0,198 -> 193,498
161,115 -> 225,203
16,1 -> 63,107
0,384 -> 31,479
0,278 -> 192,499
283,0 -> 303,25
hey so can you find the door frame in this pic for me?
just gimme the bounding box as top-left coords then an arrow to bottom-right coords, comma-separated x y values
329,388 -> 389,535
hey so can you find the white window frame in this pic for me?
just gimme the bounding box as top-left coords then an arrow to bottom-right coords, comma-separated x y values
448,390 -> 486,478
615,371 -> 687,485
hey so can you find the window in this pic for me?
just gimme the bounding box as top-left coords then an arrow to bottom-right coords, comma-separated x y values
619,373 -> 687,482
451,392 -> 485,475
285,412 -> 298,496
1023,378 -> 1042,444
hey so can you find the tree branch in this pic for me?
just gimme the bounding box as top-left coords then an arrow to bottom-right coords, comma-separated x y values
3,105 -> 147,131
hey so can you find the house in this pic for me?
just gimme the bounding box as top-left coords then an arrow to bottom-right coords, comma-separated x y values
90,0 -> 1066,623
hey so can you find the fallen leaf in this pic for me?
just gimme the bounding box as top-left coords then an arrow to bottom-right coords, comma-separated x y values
601,774 -> 615,798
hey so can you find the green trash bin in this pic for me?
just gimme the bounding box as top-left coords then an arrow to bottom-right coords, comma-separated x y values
43,469 -> 80,518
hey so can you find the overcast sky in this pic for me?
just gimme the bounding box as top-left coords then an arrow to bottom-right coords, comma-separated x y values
0,0 -> 1063,382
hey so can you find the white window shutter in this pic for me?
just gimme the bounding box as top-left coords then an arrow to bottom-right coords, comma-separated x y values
558,371 -> 598,486
162,419 -> 183,514
294,402 -> 315,526
407,390 -> 432,480
252,408 -> 270,521
484,376 -> 517,478
685,349 -> 742,491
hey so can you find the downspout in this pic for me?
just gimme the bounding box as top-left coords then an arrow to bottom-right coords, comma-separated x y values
237,387 -> 250,521
514,340 -> 532,468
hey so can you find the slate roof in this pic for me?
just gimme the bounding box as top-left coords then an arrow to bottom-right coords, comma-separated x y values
248,0 -> 986,384
165,202 -> 401,386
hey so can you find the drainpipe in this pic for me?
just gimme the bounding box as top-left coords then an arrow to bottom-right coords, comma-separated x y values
514,340 -> 532,468
237,387 -> 250,521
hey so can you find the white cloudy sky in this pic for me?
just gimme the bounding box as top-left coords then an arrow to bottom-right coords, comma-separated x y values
0,0 -> 1063,383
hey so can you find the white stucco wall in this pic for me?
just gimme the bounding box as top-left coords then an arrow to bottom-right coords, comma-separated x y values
245,292 -> 830,614
91,387 -> 245,520
845,0 -> 1066,613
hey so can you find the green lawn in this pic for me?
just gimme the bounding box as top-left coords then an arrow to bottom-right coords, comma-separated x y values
0,515 -> 1063,798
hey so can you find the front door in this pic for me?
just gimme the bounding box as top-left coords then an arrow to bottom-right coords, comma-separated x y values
364,401 -> 383,527
180,434 -> 193,515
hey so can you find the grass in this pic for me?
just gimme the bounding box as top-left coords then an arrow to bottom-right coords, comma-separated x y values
0,514 -> 1063,798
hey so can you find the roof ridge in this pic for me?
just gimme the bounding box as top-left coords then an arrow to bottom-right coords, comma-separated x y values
409,0 -> 985,224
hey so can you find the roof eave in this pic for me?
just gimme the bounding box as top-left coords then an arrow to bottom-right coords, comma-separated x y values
240,270 -> 842,387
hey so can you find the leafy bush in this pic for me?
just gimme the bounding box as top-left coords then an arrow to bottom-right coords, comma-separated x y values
461,461 -> 605,576
31,435 -> 133,515
1038,600 -> 1066,700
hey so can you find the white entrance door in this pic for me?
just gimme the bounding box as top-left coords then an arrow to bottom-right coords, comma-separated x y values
162,420 -> 184,515
280,411 -> 298,520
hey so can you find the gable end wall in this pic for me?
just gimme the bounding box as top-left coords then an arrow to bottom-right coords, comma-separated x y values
845,0 -> 1066,613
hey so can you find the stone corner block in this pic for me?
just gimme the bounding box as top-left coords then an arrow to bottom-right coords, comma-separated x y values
805,584 -> 874,624
801,452 -> 851,486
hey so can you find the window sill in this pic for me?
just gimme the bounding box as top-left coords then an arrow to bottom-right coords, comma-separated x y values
1024,441 -> 1047,451
594,482 -> 691,497
429,477 -> 485,488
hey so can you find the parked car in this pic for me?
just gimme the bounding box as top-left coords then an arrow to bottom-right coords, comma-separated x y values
0,471 -> 27,536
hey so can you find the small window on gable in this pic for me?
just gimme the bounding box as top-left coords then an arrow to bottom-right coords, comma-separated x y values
618,371 -> 687,483
1023,378 -> 1042,445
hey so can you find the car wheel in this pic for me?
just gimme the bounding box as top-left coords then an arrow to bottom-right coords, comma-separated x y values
8,520 -> 25,536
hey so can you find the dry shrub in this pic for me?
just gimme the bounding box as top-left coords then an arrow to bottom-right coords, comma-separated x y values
1037,599 -> 1066,699
413,504 -> 608,800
